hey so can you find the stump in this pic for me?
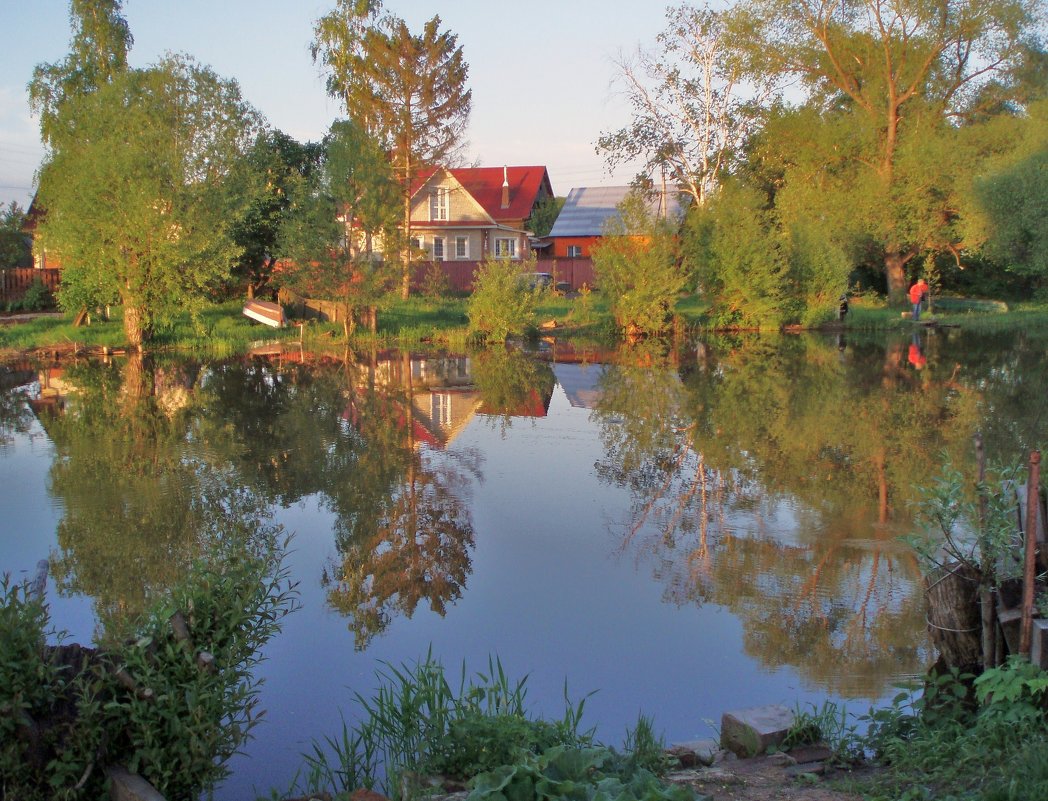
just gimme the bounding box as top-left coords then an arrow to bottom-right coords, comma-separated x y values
925,561 -> 983,670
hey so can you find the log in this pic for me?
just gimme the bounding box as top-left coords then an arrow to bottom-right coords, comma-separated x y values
924,561 -> 983,670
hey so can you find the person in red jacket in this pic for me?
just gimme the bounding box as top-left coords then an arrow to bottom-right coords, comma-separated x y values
909,278 -> 929,321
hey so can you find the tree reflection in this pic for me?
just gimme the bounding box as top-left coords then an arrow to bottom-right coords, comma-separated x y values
43,353 -> 282,642
321,356 -> 481,649
472,347 -> 556,433
594,334 -> 981,694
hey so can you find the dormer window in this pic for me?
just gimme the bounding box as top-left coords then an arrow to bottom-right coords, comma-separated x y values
430,188 -> 449,221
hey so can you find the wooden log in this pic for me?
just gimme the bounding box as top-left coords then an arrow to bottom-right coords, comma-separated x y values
925,561 -> 983,670
106,766 -> 166,801
1021,451 -> 1041,656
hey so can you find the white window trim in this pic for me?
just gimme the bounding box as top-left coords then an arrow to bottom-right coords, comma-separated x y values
454,235 -> 469,260
432,236 -> 445,261
494,237 -> 518,259
430,188 -> 449,221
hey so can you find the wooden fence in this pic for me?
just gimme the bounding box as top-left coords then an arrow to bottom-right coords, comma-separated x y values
0,268 -> 61,305
409,257 -> 596,294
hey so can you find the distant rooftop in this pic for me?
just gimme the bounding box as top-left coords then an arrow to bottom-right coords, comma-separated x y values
546,186 -> 685,238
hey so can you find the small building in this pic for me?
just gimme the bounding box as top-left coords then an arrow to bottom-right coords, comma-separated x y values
545,185 -> 685,259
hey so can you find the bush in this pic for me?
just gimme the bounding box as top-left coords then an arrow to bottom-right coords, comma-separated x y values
467,257 -> 541,342
0,538 -> 297,801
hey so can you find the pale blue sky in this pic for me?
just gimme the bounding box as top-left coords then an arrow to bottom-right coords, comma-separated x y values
1,1 -> 670,209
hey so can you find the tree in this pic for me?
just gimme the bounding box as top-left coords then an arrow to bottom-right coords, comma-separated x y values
598,4 -> 766,206
230,130 -> 323,299
29,0 -> 133,147
277,119 -> 401,337
591,191 -> 688,335
525,195 -> 565,238
466,257 -> 541,343
35,56 -> 263,348
313,2 -> 472,298
0,203 -> 30,269
726,0 -> 1046,303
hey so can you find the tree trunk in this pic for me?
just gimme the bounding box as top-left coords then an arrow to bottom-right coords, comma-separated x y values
925,561 -> 983,671
884,250 -> 910,307
123,302 -> 146,350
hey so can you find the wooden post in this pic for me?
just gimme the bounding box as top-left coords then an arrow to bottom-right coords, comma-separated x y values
975,433 -> 996,669
1020,450 -> 1041,657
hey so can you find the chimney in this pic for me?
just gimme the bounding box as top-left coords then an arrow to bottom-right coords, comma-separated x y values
501,166 -> 510,209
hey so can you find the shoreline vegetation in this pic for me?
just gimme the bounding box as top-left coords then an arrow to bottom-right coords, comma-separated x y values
2,291 -> 1045,363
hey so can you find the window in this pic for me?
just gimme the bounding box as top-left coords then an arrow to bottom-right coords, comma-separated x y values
455,236 -> 469,259
432,393 -> 452,426
494,237 -> 517,259
432,236 -> 445,261
410,236 -> 422,250
567,245 -> 583,258
430,188 -> 449,221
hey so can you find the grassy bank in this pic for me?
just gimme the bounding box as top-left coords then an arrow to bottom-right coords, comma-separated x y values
2,292 -> 1044,359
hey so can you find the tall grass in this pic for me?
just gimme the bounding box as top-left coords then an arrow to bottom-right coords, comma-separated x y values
297,651 -> 593,800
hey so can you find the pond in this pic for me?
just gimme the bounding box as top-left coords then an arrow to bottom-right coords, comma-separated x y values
2,325 -> 1046,800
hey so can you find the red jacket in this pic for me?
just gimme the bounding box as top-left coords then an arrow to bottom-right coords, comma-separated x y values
909,281 -> 928,304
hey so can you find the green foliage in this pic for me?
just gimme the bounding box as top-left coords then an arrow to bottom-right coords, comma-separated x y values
425,713 -> 580,781
525,195 -> 565,238
467,258 -> 540,342
975,144 -> 1048,279
684,180 -> 786,329
782,701 -> 857,761
36,54 -> 263,347
470,347 -> 556,434
0,201 -> 30,269
6,278 -> 52,313
621,714 -> 675,776
299,652 -> 594,800
0,539 -> 297,800
467,745 -> 698,801
591,192 -> 688,335
974,656 -> 1048,723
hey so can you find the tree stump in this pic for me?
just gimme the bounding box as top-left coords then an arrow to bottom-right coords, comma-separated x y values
924,561 -> 983,670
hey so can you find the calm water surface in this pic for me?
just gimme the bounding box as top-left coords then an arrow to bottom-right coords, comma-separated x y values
2,327 -> 1046,800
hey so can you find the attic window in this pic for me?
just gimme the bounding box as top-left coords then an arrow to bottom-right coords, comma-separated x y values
430,188 -> 449,221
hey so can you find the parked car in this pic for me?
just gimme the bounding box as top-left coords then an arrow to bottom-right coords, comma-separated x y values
521,272 -> 554,291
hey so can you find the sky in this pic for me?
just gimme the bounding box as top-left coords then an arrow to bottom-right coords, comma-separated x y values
0,0 -> 669,210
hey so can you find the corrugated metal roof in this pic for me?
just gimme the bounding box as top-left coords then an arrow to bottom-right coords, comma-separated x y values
547,186 -> 684,238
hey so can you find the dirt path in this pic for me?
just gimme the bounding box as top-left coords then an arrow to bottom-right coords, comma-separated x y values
666,754 -> 879,801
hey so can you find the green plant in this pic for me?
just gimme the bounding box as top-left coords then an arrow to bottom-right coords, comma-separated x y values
0,537 -> 297,801
621,713 -> 675,776
467,257 -> 541,342
782,700 -> 858,762
299,653 -> 594,800
974,656 -> 1048,723
467,744 -> 698,801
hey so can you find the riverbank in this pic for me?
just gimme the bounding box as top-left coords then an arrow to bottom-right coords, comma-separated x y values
1,292 -> 1044,364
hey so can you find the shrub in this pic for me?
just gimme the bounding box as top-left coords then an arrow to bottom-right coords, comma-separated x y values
467,257 -> 540,342
0,538 -> 297,801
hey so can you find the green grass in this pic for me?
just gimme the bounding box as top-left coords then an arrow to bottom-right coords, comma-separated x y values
3,291 -> 1046,357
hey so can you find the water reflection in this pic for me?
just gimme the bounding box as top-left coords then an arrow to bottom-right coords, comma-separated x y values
590,332 -> 986,694
5,328 -> 1047,734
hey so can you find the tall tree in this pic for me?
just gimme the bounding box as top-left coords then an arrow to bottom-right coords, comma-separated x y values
278,119 -> 401,337
230,130 -> 323,299
313,2 -> 472,298
36,56 -> 263,348
29,0 -> 133,147
0,202 -> 30,269
598,3 -> 768,206
727,0 -> 1045,303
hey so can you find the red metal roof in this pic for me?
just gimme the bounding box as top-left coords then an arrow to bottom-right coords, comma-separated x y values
413,166 -> 552,223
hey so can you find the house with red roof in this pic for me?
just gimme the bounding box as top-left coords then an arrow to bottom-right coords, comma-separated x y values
406,165 -> 553,262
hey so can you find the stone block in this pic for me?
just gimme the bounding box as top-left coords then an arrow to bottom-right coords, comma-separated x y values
107,766 -> 166,801
720,704 -> 795,758
667,738 -> 720,767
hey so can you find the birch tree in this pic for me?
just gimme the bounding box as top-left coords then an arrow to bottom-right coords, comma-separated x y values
598,4 -> 770,206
